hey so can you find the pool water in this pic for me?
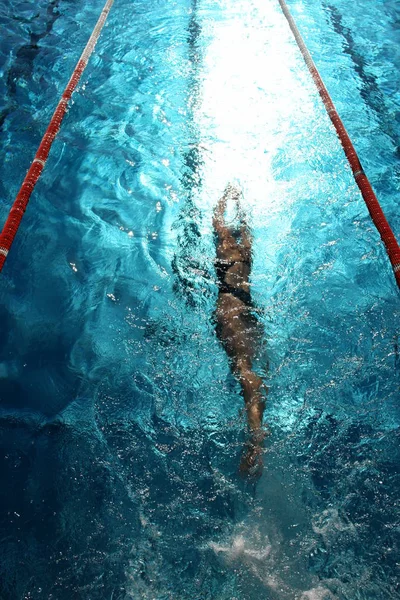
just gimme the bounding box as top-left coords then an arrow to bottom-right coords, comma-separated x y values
0,0 -> 399,598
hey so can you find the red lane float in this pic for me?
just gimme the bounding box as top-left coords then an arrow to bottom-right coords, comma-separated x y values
277,0 -> 400,288
0,0 -> 114,272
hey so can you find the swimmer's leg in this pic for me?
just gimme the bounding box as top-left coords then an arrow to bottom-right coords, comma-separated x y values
235,359 -> 267,477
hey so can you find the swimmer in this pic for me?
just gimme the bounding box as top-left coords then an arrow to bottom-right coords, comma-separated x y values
213,184 -> 267,477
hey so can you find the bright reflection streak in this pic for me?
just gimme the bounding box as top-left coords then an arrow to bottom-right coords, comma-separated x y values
197,0 -> 319,220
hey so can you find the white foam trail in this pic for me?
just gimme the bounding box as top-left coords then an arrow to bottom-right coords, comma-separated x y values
209,533 -> 272,562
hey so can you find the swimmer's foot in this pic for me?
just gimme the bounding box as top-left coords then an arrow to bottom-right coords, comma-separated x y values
239,430 -> 266,479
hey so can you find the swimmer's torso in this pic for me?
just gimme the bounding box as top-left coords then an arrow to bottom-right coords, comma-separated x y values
215,229 -> 252,305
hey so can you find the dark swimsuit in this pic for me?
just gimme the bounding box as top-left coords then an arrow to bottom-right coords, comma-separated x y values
215,257 -> 253,307
214,254 -> 261,358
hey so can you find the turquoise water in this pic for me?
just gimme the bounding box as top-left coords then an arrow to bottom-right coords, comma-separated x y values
0,0 -> 399,598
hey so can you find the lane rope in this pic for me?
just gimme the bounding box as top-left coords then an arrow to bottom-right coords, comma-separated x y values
0,0 -> 114,272
277,0 -> 400,288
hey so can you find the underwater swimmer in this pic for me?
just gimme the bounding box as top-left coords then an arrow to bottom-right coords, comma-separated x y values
213,184 -> 267,476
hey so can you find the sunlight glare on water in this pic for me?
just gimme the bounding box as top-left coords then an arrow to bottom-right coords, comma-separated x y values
198,0 -> 318,213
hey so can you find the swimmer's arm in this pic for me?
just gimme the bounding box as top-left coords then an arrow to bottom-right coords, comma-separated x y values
240,222 -> 252,256
212,192 -> 228,237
